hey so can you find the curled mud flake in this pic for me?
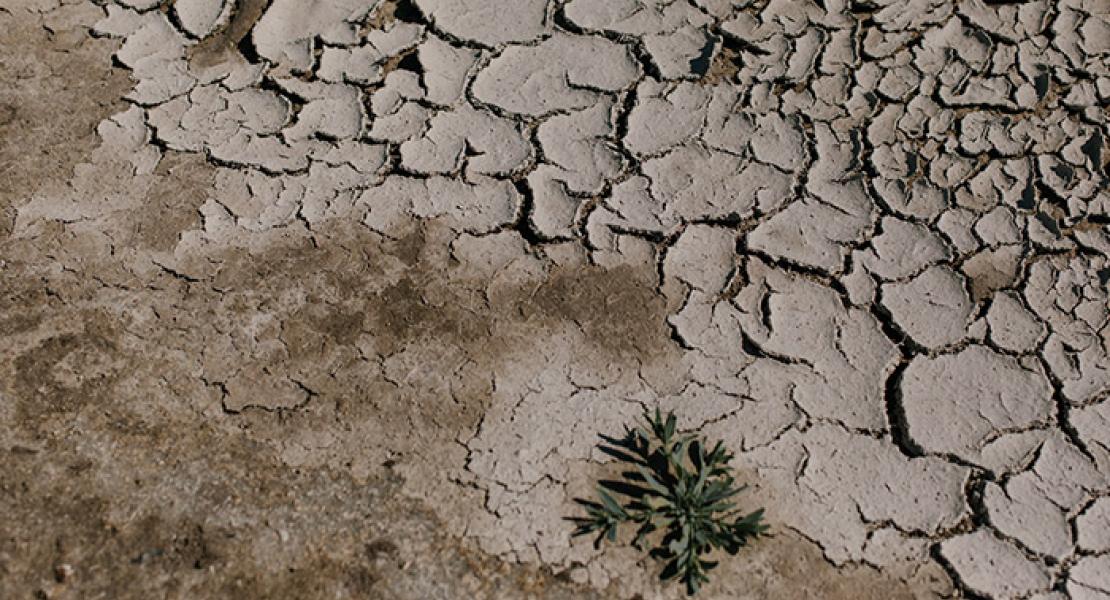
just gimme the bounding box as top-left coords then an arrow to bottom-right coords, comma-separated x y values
860,216 -> 952,281
986,291 -> 1047,354
739,426 -> 969,565
416,35 -> 481,106
624,80 -> 712,156
400,105 -> 531,177
186,0 -> 269,68
472,33 -> 640,117
644,25 -> 719,81
983,474 -> 1072,559
879,266 -> 973,351
252,0 -> 379,73
1069,554 -> 1110,599
733,264 -> 899,431
901,346 -> 1054,465
939,530 -> 1052,599
174,0 -> 228,39
1077,497 -> 1110,553
414,0 -> 549,46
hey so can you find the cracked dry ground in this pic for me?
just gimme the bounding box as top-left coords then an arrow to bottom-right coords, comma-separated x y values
1,1 -> 1109,599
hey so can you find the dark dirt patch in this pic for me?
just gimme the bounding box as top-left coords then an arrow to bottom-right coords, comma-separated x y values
720,530 -> 952,600
962,246 -> 1021,302
0,424 -> 603,600
129,152 -> 214,252
366,273 -> 491,355
364,0 -> 400,30
701,44 -> 741,86
162,221 -> 679,477
0,102 -> 16,127
528,264 -> 671,360
12,317 -> 125,424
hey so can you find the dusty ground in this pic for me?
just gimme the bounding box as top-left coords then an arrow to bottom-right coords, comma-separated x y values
1,0 -> 1109,598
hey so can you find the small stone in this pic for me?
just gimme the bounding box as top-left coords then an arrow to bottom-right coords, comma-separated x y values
53,564 -> 74,583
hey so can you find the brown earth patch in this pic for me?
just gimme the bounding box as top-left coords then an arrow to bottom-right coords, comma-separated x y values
0,6 -> 130,239
128,152 -> 214,252
701,44 -> 741,85
0,422 -> 603,600
158,221 -> 679,483
12,316 -> 125,424
711,530 -> 952,600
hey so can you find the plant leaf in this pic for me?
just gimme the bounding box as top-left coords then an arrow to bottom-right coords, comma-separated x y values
597,487 -> 626,518
636,465 -> 670,497
665,411 -> 677,442
573,410 -> 765,596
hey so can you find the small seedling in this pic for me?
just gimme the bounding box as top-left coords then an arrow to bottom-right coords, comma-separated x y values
572,408 -> 768,595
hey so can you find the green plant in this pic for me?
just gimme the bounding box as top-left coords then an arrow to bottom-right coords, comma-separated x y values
572,409 -> 768,595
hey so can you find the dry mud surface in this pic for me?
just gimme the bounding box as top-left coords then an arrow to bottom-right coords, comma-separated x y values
1,0 -> 1109,598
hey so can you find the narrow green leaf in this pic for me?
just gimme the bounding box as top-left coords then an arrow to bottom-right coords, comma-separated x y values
597,487 -> 626,517
636,465 -> 670,496
735,508 -> 765,527
703,502 -> 737,515
606,524 -> 618,542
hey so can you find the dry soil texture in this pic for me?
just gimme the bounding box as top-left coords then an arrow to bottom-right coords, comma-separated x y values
2,0 -> 1109,599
